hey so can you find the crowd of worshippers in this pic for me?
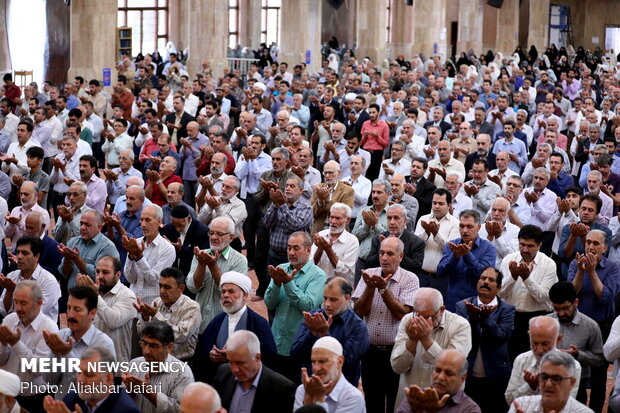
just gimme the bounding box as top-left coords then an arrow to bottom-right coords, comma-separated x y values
2,44 -> 620,413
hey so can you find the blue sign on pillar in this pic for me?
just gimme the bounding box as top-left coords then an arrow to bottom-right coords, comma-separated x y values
433,43 -> 438,55
103,68 -> 111,87
305,50 -> 311,65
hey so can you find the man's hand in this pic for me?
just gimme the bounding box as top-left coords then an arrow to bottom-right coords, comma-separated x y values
209,345 -> 228,363
75,273 -> 98,294
488,174 -> 502,188
448,241 -> 472,258
204,195 -> 223,209
557,197 -> 571,214
302,311 -> 332,337
193,247 -> 219,267
404,385 -> 450,412
42,330 -> 74,356
524,191 -> 540,204
269,189 -> 286,206
11,175 -> 24,187
485,220 -> 503,240
301,367 -> 332,404
133,296 -> 158,321
361,209 -> 378,227
531,157 -> 546,168
0,325 -> 21,346
463,184 -> 479,196
312,233 -> 332,252
5,214 -> 20,225
43,395 -> 83,413
121,236 -> 145,259
523,369 -> 539,390
508,261 -> 532,281
421,220 -> 439,237
57,244 -> 81,262
268,265 -> 297,286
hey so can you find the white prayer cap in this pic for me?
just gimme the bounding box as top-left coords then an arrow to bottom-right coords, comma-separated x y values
254,82 -> 267,92
219,271 -> 251,294
312,336 -> 343,356
0,369 -> 20,396
344,93 -> 357,102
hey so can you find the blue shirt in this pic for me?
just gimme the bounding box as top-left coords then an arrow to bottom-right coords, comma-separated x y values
66,95 -> 80,110
291,308 -> 370,386
437,236 -> 497,311
179,133 -> 209,181
547,172 -> 574,198
114,209 -> 144,269
61,233 -> 120,288
492,138 -> 528,172
229,365 -> 261,413
568,257 -> 620,322
264,260 -> 326,356
559,222 -> 612,275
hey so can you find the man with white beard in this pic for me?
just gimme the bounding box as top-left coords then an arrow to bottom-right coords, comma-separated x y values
310,203 -> 359,284
192,271 -> 277,383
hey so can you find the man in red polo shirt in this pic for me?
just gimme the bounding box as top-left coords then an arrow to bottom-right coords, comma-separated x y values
360,103 -> 389,180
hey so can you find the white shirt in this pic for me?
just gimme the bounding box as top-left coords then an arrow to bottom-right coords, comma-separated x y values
227,305 -> 248,338
3,112 -> 19,142
378,157 -> 411,180
294,373 -> 366,413
508,395 -> 593,413
452,191 -> 473,218
479,220 -> 520,267
488,168 -> 519,188
184,94 -> 200,117
0,265 -> 61,323
44,116 -> 63,157
343,174 -> 371,219
414,212 -> 460,273
49,151 -> 81,193
1,139 -> 41,178
310,229 -> 360,284
499,251 -> 558,312
94,281 -> 137,363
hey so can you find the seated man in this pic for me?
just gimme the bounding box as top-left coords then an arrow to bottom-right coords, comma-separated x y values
214,330 -> 296,413
396,349 -> 481,413
456,267 -> 515,413
0,236 -> 61,322
505,316 -> 581,405
160,205 -> 209,276
391,287 -> 472,408
509,351 -> 591,413
76,255 -> 137,363
294,336 -> 366,412
135,267 -> 201,361
122,321 -> 194,413
0,281 -> 58,412
292,277 -> 370,386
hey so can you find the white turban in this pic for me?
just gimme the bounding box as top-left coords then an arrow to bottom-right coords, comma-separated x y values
219,271 -> 251,294
254,82 -> 267,92
344,93 -> 357,102
313,336 -> 343,356
0,369 -> 20,396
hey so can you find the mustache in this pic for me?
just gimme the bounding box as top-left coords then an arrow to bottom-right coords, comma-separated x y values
67,318 -> 78,323
480,284 -> 491,290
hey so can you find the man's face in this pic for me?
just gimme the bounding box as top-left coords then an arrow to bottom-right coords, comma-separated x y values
431,354 -> 466,398
159,276 -> 184,308
496,152 -> 509,171
386,209 -> 406,236
579,199 -> 598,225
379,239 -> 403,275
67,183 -> 86,208
444,174 -> 461,197
390,144 -> 404,162
368,107 -> 379,121
428,128 -> 441,144
459,123 -> 472,139
390,176 -> 404,199
0,101 -> 8,116
519,237 -> 541,262
17,124 -> 29,145
272,153 -> 288,173
15,243 -> 38,273
289,127 -> 303,146
553,299 -> 578,324
212,136 -> 227,152
220,283 -> 245,314
166,183 -> 183,206
411,161 -> 425,179
328,208 -> 349,235
530,328 -> 557,361
503,124 -> 514,137
489,200 -> 509,223
476,137 -> 490,155
539,361 -> 576,409
80,213 -> 101,241
587,174 -> 602,193
173,98 -> 184,112
311,348 -> 342,385
220,178 -> 238,201
95,258 -> 119,294
287,234 -> 310,268
66,295 -> 95,334
459,216 -> 480,242
533,172 -> 550,192
227,345 -> 261,386
284,178 -> 302,204
371,185 -> 389,207
24,214 -> 43,237
33,108 -> 45,123
470,163 -> 487,185
585,231 -> 607,262
140,207 -> 161,239
477,268 -> 500,299
13,286 -> 41,325
79,160 -> 95,181
322,283 -> 349,317
186,123 -> 198,138
19,184 -> 36,209
431,193 -> 449,218
437,141 -> 451,161
140,335 -> 171,363
589,127 -> 600,141
474,109 -> 484,124
125,187 -> 144,214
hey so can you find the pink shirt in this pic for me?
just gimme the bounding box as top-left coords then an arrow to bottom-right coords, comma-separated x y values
360,120 -> 390,150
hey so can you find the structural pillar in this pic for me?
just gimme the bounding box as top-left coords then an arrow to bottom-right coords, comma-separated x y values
0,0 -> 10,75
457,0 -> 484,56
280,0 -> 322,73
388,0 -> 414,60
496,0 -> 519,54
238,0 -> 262,50
68,0 -> 117,84
413,0 -> 447,59
527,0 -> 549,53
178,0 -> 228,79
355,0 -> 388,63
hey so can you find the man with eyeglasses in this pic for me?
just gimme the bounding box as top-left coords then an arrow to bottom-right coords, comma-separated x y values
379,140 -> 411,180
391,287 -> 471,409
505,316 -> 581,406
122,321 -> 194,413
52,181 -> 92,245
509,351 -> 590,413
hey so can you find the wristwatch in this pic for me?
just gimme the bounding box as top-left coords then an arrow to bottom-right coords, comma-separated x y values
378,288 -> 387,295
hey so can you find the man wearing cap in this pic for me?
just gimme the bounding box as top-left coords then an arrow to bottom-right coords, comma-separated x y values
0,370 -> 25,413
294,336 -> 366,412
194,271 -> 277,383
161,205 -> 209,276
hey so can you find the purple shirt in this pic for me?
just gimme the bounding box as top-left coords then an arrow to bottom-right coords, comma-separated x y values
396,390 -> 481,413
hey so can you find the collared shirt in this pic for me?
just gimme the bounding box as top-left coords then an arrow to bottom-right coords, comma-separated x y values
137,294 -> 202,361
391,310 -> 472,407
479,220 -> 520,267
294,373 -> 365,413
452,137 -> 478,163
198,195 -> 247,238
343,174 -> 372,218
338,148 -> 371,178
437,236 -> 497,311
0,311 -> 58,395
262,200 -> 313,255
227,305 -> 248,338
62,232 -> 119,288
234,151 -> 272,198
102,132 -> 133,166
2,139 -> 41,178
465,179 -> 501,221
426,157 -> 466,188
187,247 -> 248,332
124,234 -> 176,307
32,121 -> 52,153
352,266 -> 419,346
392,193 -> 420,232
44,324 -> 117,400
453,191 -> 473,218
547,209 -> 579,254
352,206 -> 389,259
310,229 -> 359,283
230,364 -> 261,413
50,152 -> 80,193
505,350 -> 581,405
379,158 -> 411,180
397,390 -> 481,413
52,204 -> 93,245
568,257 -> 620,323
128,354 -> 194,413
360,120 -> 390,150
414,213 -> 461,273
106,166 -> 143,205
549,311 -> 605,379
180,133 -> 209,181
492,138 -> 528,172
82,174 -> 107,213
22,168 -> 50,207
5,203 -> 50,245
162,201 -> 196,226
94,281 -> 137,363
264,260 -> 326,356
509,395 -> 592,413
518,187 -> 558,231
499,251 -> 558,312
0,265 -> 60,322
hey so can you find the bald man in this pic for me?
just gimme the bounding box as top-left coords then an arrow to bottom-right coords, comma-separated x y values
180,382 -> 226,413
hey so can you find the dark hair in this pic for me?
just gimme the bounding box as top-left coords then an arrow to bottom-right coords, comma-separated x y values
15,235 -> 43,257
549,280 -> 577,304
89,79 -> 100,87
141,320 -> 175,345
44,100 -> 57,111
549,152 -> 564,162
75,76 -> 85,85
565,186 -> 583,197
459,209 -> 481,224
173,95 -> 185,103
57,95 -> 68,103
518,224 -> 543,244
114,118 -> 128,128
205,100 -> 218,109
482,267 -> 503,289
291,125 -> 305,135
30,97 -> 39,106
214,131 -> 229,144
79,155 -> 98,168
69,285 -> 98,311
68,108 -> 83,118
368,103 -> 380,112
144,108 -> 158,118
66,122 -> 81,134
160,267 -> 186,286
251,134 -> 267,145
581,193 -> 602,213
433,188 -> 452,205
26,146 -> 44,160
472,159 -> 488,170
326,277 -> 353,296
406,107 -> 418,117
356,95 -> 366,104
18,121 -> 33,132
411,157 -> 429,170
503,120 -> 516,129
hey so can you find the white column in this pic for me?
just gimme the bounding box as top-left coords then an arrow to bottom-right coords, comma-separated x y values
413,0 -> 448,58
457,0 -> 484,56
280,0 -> 322,73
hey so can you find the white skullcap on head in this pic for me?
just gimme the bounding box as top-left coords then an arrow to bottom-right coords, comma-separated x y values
254,82 -> 266,92
219,271 -> 251,294
0,369 -> 20,396
344,93 -> 357,102
312,336 -> 343,356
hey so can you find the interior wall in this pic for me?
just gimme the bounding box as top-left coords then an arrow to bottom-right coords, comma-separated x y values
321,0 -> 356,49
482,2 -> 497,52
46,0 -> 70,86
